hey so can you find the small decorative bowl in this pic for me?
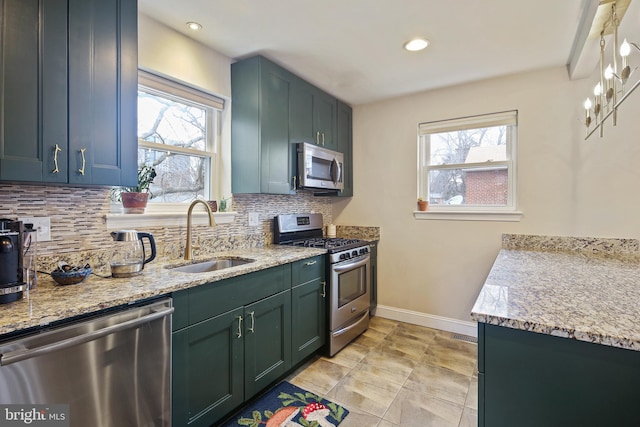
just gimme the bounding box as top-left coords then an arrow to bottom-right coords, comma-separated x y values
51,264 -> 92,286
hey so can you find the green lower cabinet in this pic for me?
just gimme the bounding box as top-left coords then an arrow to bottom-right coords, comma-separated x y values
291,278 -> 326,364
172,308 -> 244,427
244,290 -> 292,400
479,323 -> 640,427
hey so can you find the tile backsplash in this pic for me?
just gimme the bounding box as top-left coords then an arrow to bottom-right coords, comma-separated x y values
0,184 -> 332,271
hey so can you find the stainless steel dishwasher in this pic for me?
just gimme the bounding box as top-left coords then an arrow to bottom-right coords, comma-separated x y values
0,298 -> 173,427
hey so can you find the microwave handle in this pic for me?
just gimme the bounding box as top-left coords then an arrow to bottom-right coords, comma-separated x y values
331,158 -> 343,185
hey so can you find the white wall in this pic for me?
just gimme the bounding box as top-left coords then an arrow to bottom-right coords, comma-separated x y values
333,64 -> 640,329
138,13 -> 233,199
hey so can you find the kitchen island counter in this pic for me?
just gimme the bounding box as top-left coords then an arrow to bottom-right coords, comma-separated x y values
472,234 -> 640,427
471,234 -> 640,351
0,246 -> 326,336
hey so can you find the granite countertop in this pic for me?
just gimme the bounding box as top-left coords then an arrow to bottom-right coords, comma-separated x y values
471,234 -> 640,351
0,246 -> 327,336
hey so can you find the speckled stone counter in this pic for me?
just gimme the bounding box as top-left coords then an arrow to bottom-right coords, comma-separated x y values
471,234 -> 640,351
336,225 -> 380,242
0,246 -> 326,336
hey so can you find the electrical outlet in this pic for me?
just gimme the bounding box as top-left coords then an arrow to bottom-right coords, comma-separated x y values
248,212 -> 260,227
19,217 -> 51,242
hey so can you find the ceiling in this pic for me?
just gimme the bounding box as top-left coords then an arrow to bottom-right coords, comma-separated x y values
138,0 -> 594,105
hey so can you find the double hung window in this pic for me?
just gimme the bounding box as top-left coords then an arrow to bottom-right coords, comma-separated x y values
137,70 -> 223,207
418,110 -> 518,218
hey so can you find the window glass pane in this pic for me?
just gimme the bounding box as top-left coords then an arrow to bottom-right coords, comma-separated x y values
138,149 -> 208,202
138,90 -> 207,151
428,167 -> 508,206
429,126 -> 507,166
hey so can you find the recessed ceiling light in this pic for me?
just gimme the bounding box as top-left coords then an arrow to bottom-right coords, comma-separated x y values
403,38 -> 429,52
186,21 -> 202,31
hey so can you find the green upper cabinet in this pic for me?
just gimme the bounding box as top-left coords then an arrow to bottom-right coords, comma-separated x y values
0,0 -> 137,186
231,56 -> 296,194
68,0 -> 137,186
0,0 -> 68,183
231,55 -> 351,194
336,100 -> 353,197
290,78 -> 337,151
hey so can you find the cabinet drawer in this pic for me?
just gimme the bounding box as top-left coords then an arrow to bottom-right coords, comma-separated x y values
291,256 -> 325,286
189,265 -> 288,325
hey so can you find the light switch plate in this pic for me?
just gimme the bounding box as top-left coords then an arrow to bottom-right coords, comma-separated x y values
19,217 -> 51,242
248,212 -> 260,227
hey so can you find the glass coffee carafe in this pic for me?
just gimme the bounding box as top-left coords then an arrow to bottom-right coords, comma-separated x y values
109,230 -> 156,278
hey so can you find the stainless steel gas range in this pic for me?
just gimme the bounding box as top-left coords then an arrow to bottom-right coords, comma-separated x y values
274,213 -> 370,356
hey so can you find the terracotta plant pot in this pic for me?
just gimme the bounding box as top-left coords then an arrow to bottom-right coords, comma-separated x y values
121,192 -> 149,213
417,200 -> 428,211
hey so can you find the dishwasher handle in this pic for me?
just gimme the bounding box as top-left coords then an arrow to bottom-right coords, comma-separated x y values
0,305 -> 174,366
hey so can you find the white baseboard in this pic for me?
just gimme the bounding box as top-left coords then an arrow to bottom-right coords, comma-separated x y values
374,305 -> 478,337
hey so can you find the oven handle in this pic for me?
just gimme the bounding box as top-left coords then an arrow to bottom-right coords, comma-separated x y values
332,311 -> 369,337
333,254 -> 369,272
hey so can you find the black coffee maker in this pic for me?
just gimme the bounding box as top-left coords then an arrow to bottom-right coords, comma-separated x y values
0,219 -> 25,304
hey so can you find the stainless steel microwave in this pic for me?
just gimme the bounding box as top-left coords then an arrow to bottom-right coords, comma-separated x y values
297,142 -> 344,191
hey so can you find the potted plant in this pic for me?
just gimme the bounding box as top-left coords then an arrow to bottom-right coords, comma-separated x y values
112,165 -> 157,213
417,197 -> 428,211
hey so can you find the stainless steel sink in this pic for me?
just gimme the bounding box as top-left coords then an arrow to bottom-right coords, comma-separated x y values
168,258 -> 254,274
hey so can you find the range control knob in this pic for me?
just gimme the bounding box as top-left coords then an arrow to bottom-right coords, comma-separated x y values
352,250 -> 358,257
339,253 -> 347,261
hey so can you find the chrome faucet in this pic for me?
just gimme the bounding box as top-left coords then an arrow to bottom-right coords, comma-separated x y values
184,200 -> 216,260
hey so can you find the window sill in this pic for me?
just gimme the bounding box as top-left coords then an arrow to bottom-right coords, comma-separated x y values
105,211 -> 238,230
413,210 -> 523,222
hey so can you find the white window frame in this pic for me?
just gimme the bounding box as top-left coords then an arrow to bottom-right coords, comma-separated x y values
416,110 -> 522,222
106,70 -> 236,229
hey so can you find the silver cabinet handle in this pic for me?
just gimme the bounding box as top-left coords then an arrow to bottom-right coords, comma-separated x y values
321,281 -> 326,298
237,316 -> 243,338
322,132 -> 325,146
316,131 -> 320,145
305,260 -> 317,266
248,311 -> 255,333
52,144 -> 62,174
292,175 -> 297,190
0,305 -> 174,366
78,148 -> 87,175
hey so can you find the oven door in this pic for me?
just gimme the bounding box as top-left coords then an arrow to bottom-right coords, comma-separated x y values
330,254 -> 370,329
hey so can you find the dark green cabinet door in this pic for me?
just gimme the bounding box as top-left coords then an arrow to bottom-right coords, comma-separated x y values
68,0 -> 137,186
0,0 -> 67,183
480,323 -> 640,427
244,290 -> 292,400
290,78 -> 315,146
172,307 -> 244,427
290,78 -> 337,150
259,61 -> 295,194
231,56 -> 295,194
336,101 -> 353,197
314,90 -> 337,150
292,278 -> 326,364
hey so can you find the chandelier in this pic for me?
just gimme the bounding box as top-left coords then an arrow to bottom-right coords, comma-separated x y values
582,2 -> 640,139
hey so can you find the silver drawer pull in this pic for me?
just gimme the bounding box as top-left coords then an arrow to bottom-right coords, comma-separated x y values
305,260 -> 317,266
78,148 -> 87,175
248,311 -> 255,333
237,316 -> 243,338
52,144 -> 62,174
321,281 -> 326,298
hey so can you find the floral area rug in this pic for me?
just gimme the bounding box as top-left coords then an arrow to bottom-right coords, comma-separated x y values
221,381 -> 349,427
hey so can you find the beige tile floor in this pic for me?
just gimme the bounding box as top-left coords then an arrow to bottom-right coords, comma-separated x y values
287,317 -> 478,427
